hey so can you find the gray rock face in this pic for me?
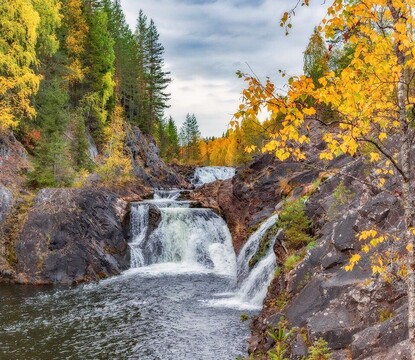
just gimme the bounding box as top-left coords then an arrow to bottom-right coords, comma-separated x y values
15,188 -> 130,285
126,126 -> 188,188
0,185 -> 12,225
351,305 -> 408,359
0,130 -> 29,188
246,153 -> 408,359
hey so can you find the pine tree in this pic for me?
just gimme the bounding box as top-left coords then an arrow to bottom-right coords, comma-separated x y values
145,20 -> 171,134
105,0 -> 139,124
32,0 -> 62,60
135,10 -> 149,129
29,78 -> 73,187
134,12 -> 171,134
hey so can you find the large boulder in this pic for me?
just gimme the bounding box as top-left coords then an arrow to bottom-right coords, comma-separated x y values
14,188 -> 130,285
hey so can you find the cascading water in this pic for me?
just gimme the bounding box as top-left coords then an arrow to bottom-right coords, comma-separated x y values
130,188 -> 281,310
192,166 -> 236,187
129,204 -> 150,267
206,213 -> 280,310
153,189 -> 182,200
237,214 -> 279,283
128,189 -> 237,277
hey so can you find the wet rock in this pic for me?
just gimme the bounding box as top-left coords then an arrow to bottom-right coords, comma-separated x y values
148,205 -> 162,234
15,188 -> 130,285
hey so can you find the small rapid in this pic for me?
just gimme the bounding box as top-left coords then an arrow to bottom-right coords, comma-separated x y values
192,166 -> 235,187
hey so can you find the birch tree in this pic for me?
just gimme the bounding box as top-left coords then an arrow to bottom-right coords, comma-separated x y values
237,1 -> 415,355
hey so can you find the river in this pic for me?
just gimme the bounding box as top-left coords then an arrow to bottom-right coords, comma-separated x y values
0,167 -> 279,360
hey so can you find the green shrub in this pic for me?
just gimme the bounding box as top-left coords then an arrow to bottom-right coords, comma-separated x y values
267,320 -> 296,360
240,313 -> 250,322
307,338 -> 331,360
327,181 -> 355,219
284,254 -> 302,271
277,198 -> 314,250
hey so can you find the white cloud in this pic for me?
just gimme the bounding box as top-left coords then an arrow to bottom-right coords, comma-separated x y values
120,0 -> 328,137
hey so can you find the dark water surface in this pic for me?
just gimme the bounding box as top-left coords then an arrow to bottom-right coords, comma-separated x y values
0,268 -> 252,360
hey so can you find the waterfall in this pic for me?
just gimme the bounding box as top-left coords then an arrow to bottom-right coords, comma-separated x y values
237,214 -> 279,283
192,166 -> 236,187
206,214 -> 280,310
128,190 -> 236,277
153,189 -> 182,200
129,204 -> 150,267
129,188 -> 281,311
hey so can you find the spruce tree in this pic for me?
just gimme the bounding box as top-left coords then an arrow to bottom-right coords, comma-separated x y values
165,116 -> 180,161
180,113 -> 201,162
145,20 -> 171,134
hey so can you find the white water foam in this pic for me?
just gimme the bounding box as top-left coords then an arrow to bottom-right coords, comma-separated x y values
129,190 -> 237,278
129,204 -> 149,267
192,166 -> 236,187
204,214 -> 280,311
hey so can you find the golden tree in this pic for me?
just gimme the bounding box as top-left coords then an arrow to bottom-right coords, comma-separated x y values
0,0 -> 41,128
237,0 -> 415,354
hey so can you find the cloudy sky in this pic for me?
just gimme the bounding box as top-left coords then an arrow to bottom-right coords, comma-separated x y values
120,0 -> 328,137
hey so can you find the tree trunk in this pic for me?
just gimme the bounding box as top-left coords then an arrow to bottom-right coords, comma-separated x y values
387,2 -> 415,354
397,57 -> 415,360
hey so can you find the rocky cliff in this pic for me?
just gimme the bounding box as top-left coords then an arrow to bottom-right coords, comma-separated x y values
193,152 -> 409,359
126,126 -> 188,189
248,155 -> 409,359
